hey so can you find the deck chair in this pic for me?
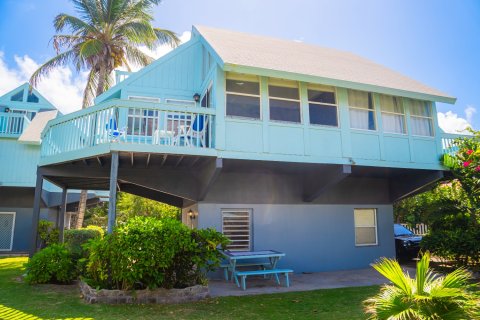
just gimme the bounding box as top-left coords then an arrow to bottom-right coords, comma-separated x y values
105,117 -> 126,142
175,114 -> 208,147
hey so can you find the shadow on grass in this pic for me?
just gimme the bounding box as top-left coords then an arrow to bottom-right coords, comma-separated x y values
0,304 -> 94,320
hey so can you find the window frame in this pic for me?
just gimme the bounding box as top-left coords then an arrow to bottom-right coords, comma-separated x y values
307,85 -> 339,128
221,209 -> 253,251
354,208 -> 378,247
380,95 -> 407,135
268,78 -> 302,124
128,95 -> 161,103
348,90 -> 377,131
225,73 -> 262,120
0,212 -> 16,252
409,100 -> 435,137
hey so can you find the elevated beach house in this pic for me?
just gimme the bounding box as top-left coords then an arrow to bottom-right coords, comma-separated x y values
0,84 -> 102,253
32,26 -> 459,272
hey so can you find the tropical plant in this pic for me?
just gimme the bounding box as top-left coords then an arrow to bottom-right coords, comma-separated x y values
25,244 -> 76,284
116,192 -> 181,222
364,252 -> 480,320
30,0 -> 179,229
37,220 -> 59,249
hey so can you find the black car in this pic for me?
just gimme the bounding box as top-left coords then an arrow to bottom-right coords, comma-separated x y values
394,224 -> 422,259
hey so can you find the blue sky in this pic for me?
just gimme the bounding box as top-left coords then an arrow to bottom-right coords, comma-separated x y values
0,0 -> 478,131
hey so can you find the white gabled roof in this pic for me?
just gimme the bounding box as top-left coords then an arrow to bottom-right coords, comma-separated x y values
18,110 -> 58,145
195,25 -> 455,103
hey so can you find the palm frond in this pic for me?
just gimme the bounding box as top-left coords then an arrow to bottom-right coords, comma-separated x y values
29,49 -> 79,88
53,13 -> 95,34
82,68 -> 98,108
124,45 -> 154,67
51,34 -> 82,53
78,38 -> 104,59
153,28 -> 180,47
371,258 -> 413,296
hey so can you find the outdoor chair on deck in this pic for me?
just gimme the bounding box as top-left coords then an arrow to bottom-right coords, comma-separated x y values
175,114 -> 208,147
105,118 -> 127,142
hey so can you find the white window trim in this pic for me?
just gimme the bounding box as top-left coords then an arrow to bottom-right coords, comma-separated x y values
379,96 -> 407,135
128,95 -> 161,103
0,212 -> 16,251
348,91 -> 377,131
225,77 -> 262,121
221,209 -> 253,251
164,99 -> 196,107
354,208 -> 378,247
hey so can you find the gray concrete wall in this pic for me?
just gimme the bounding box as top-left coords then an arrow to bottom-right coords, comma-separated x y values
198,203 -> 395,274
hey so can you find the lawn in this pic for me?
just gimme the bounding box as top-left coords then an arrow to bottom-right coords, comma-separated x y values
0,257 -> 376,320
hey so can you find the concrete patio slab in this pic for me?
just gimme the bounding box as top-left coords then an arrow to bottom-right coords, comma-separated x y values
208,266 -> 416,297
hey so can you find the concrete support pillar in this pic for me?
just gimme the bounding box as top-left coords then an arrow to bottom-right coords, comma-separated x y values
58,188 -> 67,243
107,152 -> 119,234
30,169 -> 44,257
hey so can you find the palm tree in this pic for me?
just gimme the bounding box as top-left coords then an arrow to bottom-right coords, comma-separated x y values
30,0 -> 179,229
364,251 -> 479,319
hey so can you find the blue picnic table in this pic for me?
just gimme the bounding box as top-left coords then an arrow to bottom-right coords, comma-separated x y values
220,250 -> 292,290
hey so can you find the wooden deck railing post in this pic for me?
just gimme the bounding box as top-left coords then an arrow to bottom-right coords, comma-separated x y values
107,152 -> 119,234
30,168 -> 44,257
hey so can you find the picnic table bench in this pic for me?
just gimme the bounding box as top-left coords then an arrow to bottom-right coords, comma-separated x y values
235,269 -> 293,290
220,262 -> 270,281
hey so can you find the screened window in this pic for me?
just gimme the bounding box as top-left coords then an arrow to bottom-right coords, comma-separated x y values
348,90 -> 376,130
222,210 -> 251,251
226,73 -> 261,119
269,79 -> 301,123
354,209 -> 378,246
308,85 -> 338,126
380,95 -> 406,134
409,99 -> 434,136
127,109 -> 159,136
11,109 -> 37,120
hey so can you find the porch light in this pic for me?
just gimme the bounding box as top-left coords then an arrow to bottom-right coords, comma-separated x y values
188,209 -> 198,220
193,93 -> 201,102
4,107 -> 10,113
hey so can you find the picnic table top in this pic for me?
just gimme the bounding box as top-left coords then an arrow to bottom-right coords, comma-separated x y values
221,250 -> 285,259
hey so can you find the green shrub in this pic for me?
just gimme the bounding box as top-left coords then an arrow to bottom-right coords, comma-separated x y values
37,220 -> 59,248
64,226 -> 104,259
84,217 -> 228,290
25,244 -> 75,284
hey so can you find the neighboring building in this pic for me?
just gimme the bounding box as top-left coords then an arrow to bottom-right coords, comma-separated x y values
0,83 -> 100,253
34,26 -> 460,272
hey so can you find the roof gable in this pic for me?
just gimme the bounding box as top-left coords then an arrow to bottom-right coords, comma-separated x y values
0,83 -> 56,110
194,25 -> 455,104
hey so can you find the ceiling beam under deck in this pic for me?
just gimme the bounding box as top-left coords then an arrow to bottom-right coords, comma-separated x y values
303,164 -> 352,202
120,183 -> 184,208
389,170 -> 444,203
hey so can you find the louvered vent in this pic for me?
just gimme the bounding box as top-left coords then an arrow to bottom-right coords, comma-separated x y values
222,210 -> 251,251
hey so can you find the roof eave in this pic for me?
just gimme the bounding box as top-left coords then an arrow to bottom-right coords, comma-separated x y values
223,63 -> 456,104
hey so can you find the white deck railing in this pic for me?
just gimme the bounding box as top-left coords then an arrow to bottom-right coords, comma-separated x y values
40,99 -> 215,158
0,112 -> 30,137
441,133 -> 472,156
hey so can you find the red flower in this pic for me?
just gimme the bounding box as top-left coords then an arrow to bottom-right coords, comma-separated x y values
475,166 -> 480,172
463,161 -> 471,167
466,149 -> 474,155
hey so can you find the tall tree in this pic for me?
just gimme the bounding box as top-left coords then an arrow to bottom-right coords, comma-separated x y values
30,0 -> 179,228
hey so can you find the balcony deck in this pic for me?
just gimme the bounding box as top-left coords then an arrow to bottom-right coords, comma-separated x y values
39,100 -> 216,165
0,112 -> 30,138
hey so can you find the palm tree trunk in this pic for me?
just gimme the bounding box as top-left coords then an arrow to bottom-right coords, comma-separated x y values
75,189 -> 88,229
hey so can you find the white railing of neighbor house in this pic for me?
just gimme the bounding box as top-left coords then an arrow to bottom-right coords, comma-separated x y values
40,99 -> 215,158
0,112 -> 30,137
441,133 -> 472,156
401,223 -> 429,236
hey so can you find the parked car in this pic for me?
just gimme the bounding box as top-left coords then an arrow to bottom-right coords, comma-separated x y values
394,224 -> 422,259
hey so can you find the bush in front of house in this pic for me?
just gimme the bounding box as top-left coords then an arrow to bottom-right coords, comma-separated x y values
64,225 -> 104,259
84,216 -> 228,290
37,220 -> 59,249
24,244 -> 76,284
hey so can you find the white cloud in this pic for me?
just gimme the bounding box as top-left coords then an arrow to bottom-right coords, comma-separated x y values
0,51 -> 86,114
437,108 -> 474,134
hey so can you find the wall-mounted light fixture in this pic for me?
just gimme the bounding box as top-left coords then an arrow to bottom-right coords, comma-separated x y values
188,209 -> 198,220
4,107 -> 10,113
193,93 -> 201,102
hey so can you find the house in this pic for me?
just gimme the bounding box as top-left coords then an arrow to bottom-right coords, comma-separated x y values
32,26 -> 460,272
0,83 -> 102,253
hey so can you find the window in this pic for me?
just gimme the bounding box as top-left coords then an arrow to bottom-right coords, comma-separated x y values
222,209 -> 252,251
348,90 -> 376,130
380,94 -> 406,134
354,209 -> 378,246
128,96 -> 160,103
409,99 -> 434,136
308,85 -> 338,126
269,79 -> 301,123
10,90 -> 23,102
127,109 -> 159,136
27,92 -> 39,103
201,84 -> 212,108
165,99 -> 196,107
226,73 -> 261,119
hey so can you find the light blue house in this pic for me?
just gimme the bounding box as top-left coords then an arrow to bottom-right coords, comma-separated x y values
32,26 -> 460,272
0,84 -> 102,253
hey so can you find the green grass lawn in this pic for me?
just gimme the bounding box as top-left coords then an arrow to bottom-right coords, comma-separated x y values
0,257 -> 376,320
